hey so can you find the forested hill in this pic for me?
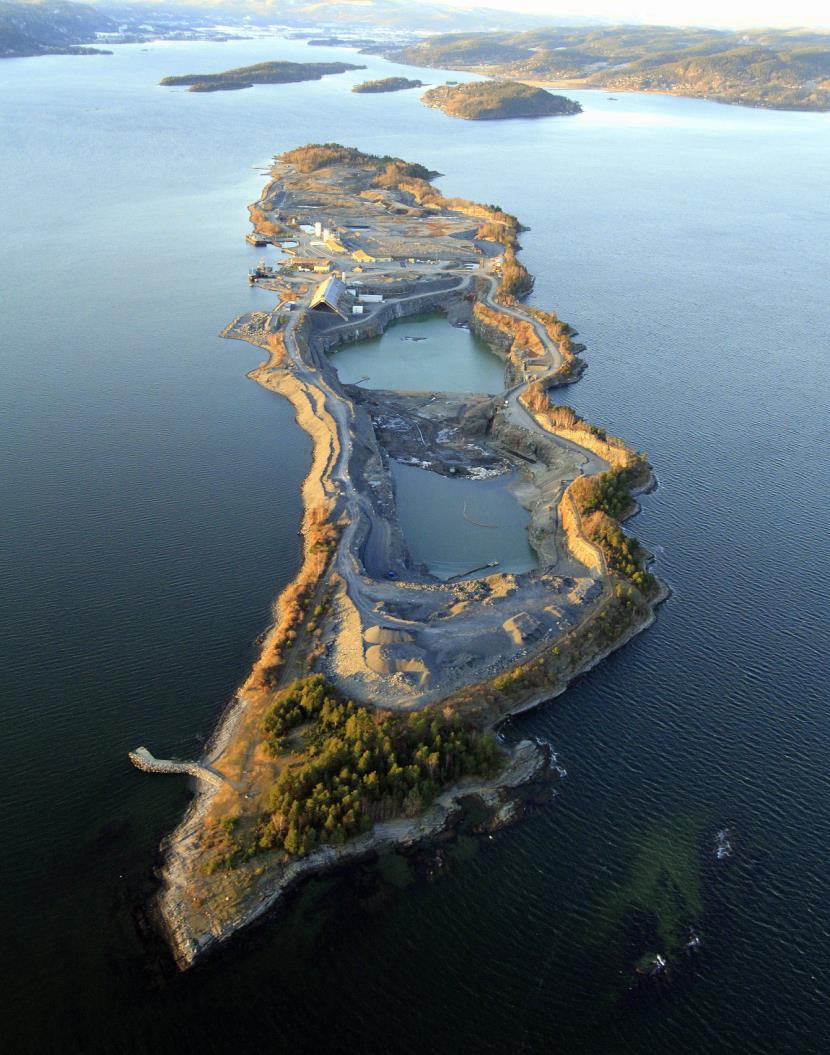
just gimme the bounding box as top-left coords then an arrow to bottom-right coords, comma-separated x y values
0,1 -> 114,57
388,25 -> 830,112
422,80 -> 582,120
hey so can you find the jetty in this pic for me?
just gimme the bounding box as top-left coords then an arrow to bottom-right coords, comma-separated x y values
128,747 -> 230,789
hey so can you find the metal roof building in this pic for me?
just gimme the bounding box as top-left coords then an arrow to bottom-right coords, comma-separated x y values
309,275 -> 348,320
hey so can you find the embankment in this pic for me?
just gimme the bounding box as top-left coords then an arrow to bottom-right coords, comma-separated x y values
471,300 -> 584,386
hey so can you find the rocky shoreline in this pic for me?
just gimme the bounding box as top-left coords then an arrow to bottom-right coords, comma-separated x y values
155,571 -> 666,970
156,735 -> 557,969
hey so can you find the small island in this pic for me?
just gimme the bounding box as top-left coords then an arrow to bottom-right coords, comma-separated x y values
130,143 -> 664,969
160,60 -> 365,93
352,76 -> 425,93
307,37 -> 379,49
422,80 -> 581,120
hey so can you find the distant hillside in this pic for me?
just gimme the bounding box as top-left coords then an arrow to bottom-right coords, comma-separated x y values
389,25 -> 830,112
422,80 -> 581,120
160,59 -> 365,92
131,0 -> 577,34
0,0 -> 114,57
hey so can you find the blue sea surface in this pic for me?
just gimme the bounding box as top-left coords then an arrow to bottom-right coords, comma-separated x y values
1,37 -> 829,1054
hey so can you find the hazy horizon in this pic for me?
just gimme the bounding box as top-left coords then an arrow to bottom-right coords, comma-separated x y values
429,0 -> 829,30
65,0 -> 830,33
98,0 -> 830,34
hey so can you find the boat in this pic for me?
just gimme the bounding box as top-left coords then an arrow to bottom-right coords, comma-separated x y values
248,259 -> 277,284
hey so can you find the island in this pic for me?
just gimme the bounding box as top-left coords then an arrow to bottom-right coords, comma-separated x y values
307,37 -> 382,49
422,80 -> 581,120
388,24 -> 830,112
130,143 -> 664,969
159,60 -> 365,93
352,76 -> 425,93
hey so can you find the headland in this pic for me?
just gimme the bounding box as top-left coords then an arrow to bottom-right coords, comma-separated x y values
388,26 -> 830,112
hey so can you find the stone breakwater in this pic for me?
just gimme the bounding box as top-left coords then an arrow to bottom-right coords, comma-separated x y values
129,748 -> 229,789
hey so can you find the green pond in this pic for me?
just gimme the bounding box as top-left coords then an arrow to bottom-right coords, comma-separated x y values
391,462 -> 536,579
330,312 -> 506,394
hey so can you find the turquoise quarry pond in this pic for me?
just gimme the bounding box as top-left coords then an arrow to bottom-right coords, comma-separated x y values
1,36 -> 829,1055
331,312 -> 505,393
391,463 -> 535,578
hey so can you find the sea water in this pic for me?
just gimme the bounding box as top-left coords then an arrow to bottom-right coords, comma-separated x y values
1,37 -> 829,1054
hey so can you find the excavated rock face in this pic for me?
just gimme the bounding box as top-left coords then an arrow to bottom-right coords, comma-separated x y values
356,390 -> 506,479
460,398 -> 497,437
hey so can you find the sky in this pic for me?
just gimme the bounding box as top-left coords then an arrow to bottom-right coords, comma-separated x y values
444,0 -> 830,29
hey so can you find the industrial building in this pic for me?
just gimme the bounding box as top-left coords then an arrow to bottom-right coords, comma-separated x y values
309,275 -> 350,320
